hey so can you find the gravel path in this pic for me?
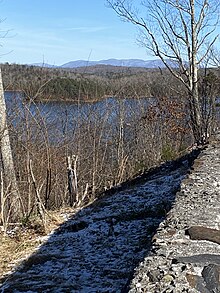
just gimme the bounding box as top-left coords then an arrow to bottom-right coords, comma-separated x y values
0,150 -> 198,293
129,140 -> 220,292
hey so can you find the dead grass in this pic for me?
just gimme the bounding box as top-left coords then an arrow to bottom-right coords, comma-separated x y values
0,209 -> 73,281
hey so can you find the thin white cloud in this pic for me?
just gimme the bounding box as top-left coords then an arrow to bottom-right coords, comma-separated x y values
65,26 -> 110,33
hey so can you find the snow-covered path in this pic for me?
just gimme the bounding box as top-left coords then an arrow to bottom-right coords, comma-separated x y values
0,151 -> 198,293
128,141 -> 220,292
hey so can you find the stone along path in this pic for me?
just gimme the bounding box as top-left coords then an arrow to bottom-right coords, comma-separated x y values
129,140 -> 220,292
0,151 -> 198,293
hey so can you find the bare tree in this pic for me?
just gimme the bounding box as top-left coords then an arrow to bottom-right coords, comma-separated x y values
107,0 -> 219,144
0,68 -> 21,222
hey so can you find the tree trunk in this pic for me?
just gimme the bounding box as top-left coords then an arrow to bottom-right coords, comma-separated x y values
108,0 -> 219,145
190,0 -> 203,144
0,68 -> 21,221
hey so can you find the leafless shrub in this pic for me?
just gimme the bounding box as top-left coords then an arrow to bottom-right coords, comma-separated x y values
0,79 -> 191,226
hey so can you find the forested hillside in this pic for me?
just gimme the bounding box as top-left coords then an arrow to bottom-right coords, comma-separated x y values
0,63 -> 194,101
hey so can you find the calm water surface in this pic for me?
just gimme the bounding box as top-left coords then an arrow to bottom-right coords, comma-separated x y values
5,91 -> 152,142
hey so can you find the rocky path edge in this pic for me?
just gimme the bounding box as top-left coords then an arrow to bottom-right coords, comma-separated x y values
128,139 -> 220,293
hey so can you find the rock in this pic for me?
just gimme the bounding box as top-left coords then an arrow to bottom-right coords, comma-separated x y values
186,226 -> 220,245
170,264 -> 184,275
147,270 -> 161,282
136,282 -> 142,288
186,273 -> 210,293
175,254 -> 220,266
57,221 -> 88,233
161,274 -> 174,283
202,264 -> 220,292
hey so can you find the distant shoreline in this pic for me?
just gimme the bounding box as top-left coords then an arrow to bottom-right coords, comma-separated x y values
5,91 -> 150,104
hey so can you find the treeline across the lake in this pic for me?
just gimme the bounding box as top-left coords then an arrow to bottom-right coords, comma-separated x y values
0,62 -> 220,230
2,63 -> 110,102
1,62 -> 213,102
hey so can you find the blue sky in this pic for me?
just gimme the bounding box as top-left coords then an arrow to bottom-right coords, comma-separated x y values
0,0 -> 150,65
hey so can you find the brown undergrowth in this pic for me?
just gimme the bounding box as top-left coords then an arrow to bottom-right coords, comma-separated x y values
0,208 -> 74,282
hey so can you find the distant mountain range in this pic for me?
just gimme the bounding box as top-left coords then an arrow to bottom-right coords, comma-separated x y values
32,63 -> 57,68
32,58 -> 177,69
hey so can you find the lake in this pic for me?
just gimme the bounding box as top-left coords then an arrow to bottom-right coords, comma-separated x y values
5,91 -> 152,143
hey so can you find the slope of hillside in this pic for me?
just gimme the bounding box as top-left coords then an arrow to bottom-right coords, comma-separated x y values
0,151 -> 199,292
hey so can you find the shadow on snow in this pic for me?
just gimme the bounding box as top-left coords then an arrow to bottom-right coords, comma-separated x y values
0,148 -> 201,293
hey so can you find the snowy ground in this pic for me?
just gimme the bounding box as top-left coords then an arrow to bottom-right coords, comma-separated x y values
0,151 -> 198,293
128,142 -> 220,292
